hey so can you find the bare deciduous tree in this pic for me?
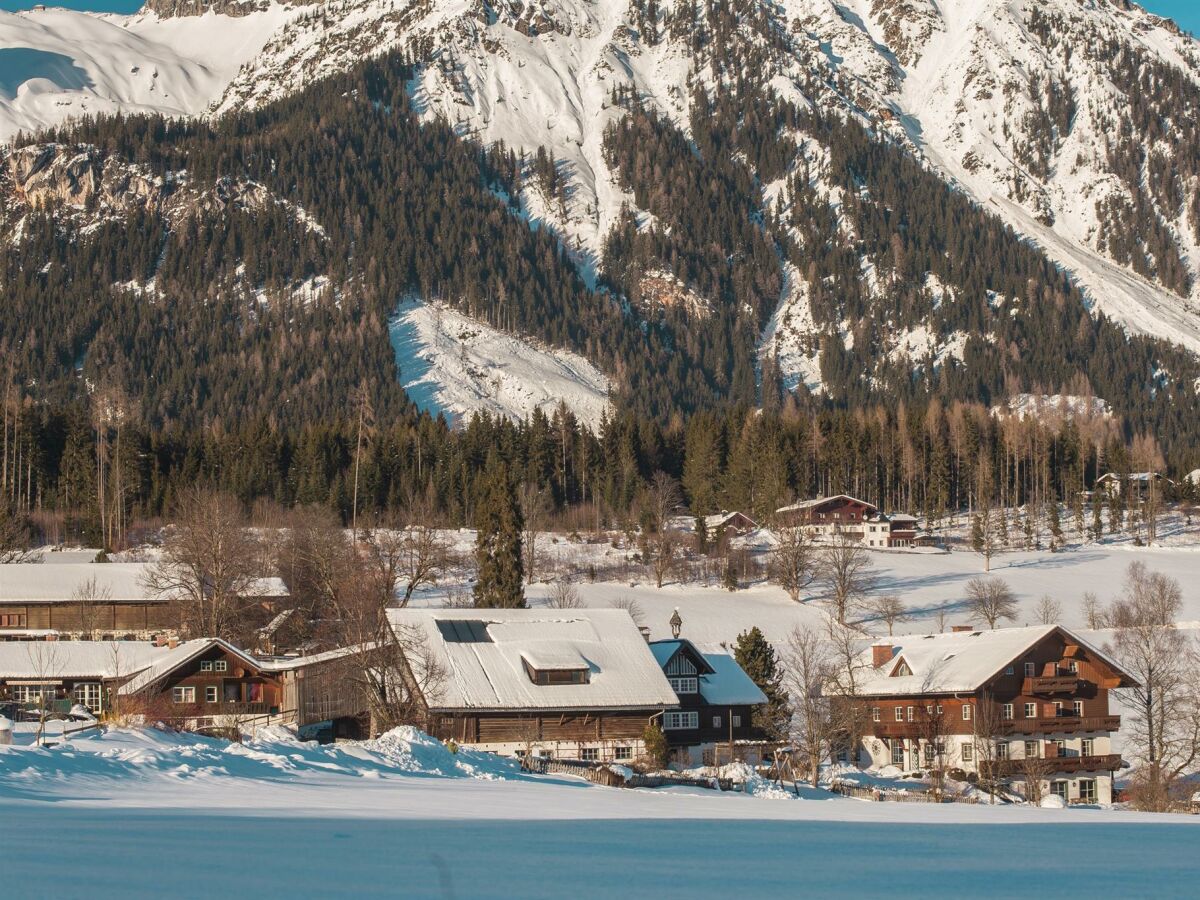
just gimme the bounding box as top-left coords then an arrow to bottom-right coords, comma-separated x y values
547,578 -> 583,609
1104,563 -> 1200,811
768,528 -> 817,602
824,619 -> 874,770
1082,591 -> 1106,630
72,575 -> 112,640
519,483 -> 552,585
1033,594 -> 1062,626
965,576 -> 1018,629
972,692 -> 1008,803
0,500 -> 34,563
611,596 -> 644,626
816,533 -> 877,625
866,594 -> 909,636
784,623 -> 834,786
364,514 -> 453,608
640,472 -> 682,589
143,487 -> 265,643
25,641 -> 63,745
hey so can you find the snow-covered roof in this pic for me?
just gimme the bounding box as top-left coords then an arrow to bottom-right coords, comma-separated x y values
258,643 -> 374,672
0,564 -> 287,603
703,511 -> 757,531
0,640 -> 173,680
852,625 -> 1134,697
390,609 -> 679,712
118,638 -> 263,695
649,640 -> 767,706
776,495 -> 878,515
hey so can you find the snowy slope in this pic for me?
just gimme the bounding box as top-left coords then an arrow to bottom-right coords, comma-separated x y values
0,6 -> 299,142
389,299 -> 612,427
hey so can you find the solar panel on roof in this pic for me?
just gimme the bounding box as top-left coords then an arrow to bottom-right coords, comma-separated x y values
437,620 -> 493,643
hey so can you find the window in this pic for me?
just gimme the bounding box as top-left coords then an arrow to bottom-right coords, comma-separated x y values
1024,662 -> 1036,678
713,716 -> 722,728
962,704 -> 972,721
1005,665 -> 1014,676
0,613 -> 27,628
72,682 -> 102,712
1024,702 -> 1037,719
1024,740 -> 1040,759
12,684 -> 56,703
579,748 -> 599,762
731,715 -> 742,728
1073,700 -> 1084,717
200,660 -> 213,672
961,742 -> 974,763
925,704 -> 934,717
1002,703 -> 1014,720
924,743 -> 935,763
996,742 -> 1009,760
1081,738 -> 1095,757
895,707 -> 904,722
1054,701 -> 1064,717
1051,780 -> 1069,800
668,676 -> 698,695
1079,779 -> 1097,803
936,705 -> 943,716
205,686 -> 218,703
894,661 -> 912,677
871,707 -> 880,722
214,660 -> 228,673
663,711 -> 699,731
172,686 -> 196,704
1067,661 -> 1078,674
907,706 -> 915,722
614,746 -> 632,760
891,743 -> 905,765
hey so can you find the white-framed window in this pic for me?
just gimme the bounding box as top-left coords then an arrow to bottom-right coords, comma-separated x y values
1005,665 -> 1015,676
172,686 -> 196,704
614,746 -> 632,760
907,705 -> 915,722
1079,779 -> 1097,803
1002,703 -> 1014,720
731,714 -> 742,728
1024,702 -> 1037,719
871,707 -> 880,722
712,715 -> 722,728
1067,661 -> 1078,674
205,686 -> 218,703
12,684 -> 56,703
996,742 -> 1009,760
961,742 -> 974,763
936,704 -> 943,716
663,711 -> 699,731
580,748 -> 598,762
668,676 -> 698,695
214,660 -> 228,673
1073,700 -> 1084,717
1024,740 -> 1040,758
1054,701 -> 1064,717
1051,780 -> 1069,801
925,704 -> 934,717
962,704 -> 972,721
924,743 -> 935,763
72,682 -> 102,711
200,661 -> 213,672
891,743 -> 905,765
1081,738 -> 1094,757
895,707 -> 904,722
1024,662 -> 1036,678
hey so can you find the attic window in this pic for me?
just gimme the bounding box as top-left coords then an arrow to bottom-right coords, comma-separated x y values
892,661 -> 912,677
522,658 -> 590,686
437,620 -> 493,643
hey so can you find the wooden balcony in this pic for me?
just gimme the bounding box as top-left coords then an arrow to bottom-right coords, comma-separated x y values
871,722 -> 922,739
1023,676 -> 1082,694
982,754 -> 1123,777
1003,715 -> 1120,735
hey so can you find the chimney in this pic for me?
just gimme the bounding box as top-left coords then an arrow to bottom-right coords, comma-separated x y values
872,642 -> 895,668
154,635 -> 167,648
167,637 -> 179,650
638,625 -> 651,643
951,625 -> 976,633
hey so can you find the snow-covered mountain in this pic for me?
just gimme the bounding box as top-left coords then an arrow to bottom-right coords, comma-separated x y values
3,0 -> 1200,412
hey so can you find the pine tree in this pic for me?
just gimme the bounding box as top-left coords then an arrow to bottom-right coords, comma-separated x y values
473,459 -> 526,608
733,627 -> 790,738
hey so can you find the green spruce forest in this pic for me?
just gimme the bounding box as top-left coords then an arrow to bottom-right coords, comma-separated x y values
1,50 -> 1199,545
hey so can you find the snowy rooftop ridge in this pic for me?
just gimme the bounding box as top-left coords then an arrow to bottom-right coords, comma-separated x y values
0,563 -> 286,603
390,608 -> 679,712
0,640 -> 173,679
649,640 -> 767,707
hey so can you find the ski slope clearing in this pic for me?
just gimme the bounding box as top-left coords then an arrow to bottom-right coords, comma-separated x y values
0,6 -> 298,142
389,299 -> 612,428
1,727 -> 1197,897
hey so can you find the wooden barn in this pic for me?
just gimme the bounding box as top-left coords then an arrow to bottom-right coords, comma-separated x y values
388,608 -> 679,762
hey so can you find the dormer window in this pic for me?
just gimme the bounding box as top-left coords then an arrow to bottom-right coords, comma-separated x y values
669,676 -> 698,694
521,650 -> 590,686
892,660 -> 912,677
525,665 -> 589,686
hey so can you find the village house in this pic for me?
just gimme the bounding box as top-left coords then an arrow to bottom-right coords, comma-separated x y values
649,638 -> 768,766
388,608 -> 680,762
774,496 -> 932,548
1093,472 -> 1172,506
838,624 -> 1136,805
0,563 -> 288,641
702,511 -> 758,539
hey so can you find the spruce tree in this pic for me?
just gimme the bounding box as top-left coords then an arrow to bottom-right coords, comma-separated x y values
473,459 -> 526,608
733,627 -> 790,738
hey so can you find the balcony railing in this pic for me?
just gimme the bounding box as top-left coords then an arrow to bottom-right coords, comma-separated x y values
982,754 -> 1123,777
1003,715 -> 1120,735
1023,676 -> 1082,694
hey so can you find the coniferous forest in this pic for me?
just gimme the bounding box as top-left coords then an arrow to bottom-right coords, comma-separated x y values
2,50 -> 1199,544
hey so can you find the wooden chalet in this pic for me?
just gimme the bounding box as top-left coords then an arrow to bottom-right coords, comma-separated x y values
388,608 -> 679,762
837,624 -> 1138,804
774,496 -> 925,548
649,638 -> 768,766
702,511 -> 758,538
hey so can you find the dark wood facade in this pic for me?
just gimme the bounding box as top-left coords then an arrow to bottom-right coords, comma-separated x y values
0,600 -> 171,638
429,710 -> 657,746
145,644 -> 284,719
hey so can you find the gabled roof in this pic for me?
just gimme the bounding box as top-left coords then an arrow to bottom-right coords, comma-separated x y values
851,625 -> 1137,698
118,638 -> 265,695
650,640 -> 767,707
0,564 -> 288,604
775,495 -> 878,515
390,608 -> 679,712
703,511 -> 757,531
0,640 -> 172,680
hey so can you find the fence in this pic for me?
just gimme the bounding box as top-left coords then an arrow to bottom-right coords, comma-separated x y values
522,756 -> 736,791
829,780 -> 985,804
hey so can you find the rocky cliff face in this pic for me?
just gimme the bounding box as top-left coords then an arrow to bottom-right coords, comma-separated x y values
141,0 -> 300,18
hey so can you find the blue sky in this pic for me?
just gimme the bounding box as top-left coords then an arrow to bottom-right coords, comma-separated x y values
0,0 -> 1197,35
